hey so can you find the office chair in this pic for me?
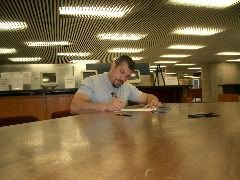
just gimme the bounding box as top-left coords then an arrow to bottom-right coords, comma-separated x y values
0,115 -> 39,127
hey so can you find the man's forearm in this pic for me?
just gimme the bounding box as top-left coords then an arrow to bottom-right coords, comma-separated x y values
146,94 -> 159,104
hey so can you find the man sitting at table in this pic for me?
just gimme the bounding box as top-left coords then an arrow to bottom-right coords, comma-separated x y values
70,55 -> 161,114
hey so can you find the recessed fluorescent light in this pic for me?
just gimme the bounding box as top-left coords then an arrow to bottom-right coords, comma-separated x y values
188,67 -> 202,70
154,61 -> 178,64
113,56 -> 143,61
166,72 -> 177,75
131,56 -> 143,60
0,48 -> 16,54
184,75 -> 200,78
166,0 -> 239,9
108,48 -> 144,53
174,63 -> 195,66
70,60 -> 99,64
8,57 -> 41,62
216,52 -> 240,55
57,52 -> 91,57
0,21 -> 27,31
160,54 -> 191,58
168,44 -> 205,49
226,59 -> 240,62
150,65 -> 167,68
173,27 -> 224,36
97,33 -> 146,40
59,6 -> 131,18
25,41 -> 71,47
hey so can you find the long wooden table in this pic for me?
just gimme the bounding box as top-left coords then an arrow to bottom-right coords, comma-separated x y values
0,103 -> 240,180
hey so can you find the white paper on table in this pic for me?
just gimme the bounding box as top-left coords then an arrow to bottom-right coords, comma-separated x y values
120,108 -> 156,112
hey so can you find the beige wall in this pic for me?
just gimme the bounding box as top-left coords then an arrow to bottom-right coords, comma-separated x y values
202,62 -> 240,102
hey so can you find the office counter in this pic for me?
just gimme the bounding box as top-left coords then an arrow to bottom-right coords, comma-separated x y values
0,102 -> 240,180
0,86 -> 191,120
219,84 -> 240,94
0,88 -> 77,96
0,86 -> 191,101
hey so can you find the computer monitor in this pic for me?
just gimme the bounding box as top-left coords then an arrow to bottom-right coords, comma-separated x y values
127,70 -> 141,84
40,72 -> 58,88
82,70 -> 98,79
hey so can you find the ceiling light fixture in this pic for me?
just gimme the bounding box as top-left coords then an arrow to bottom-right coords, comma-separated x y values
167,0 -> 239,9
57,52 -> 91,57
131,56 -> 143,60
150,65 -> 166,68
154,61 -> 178,64
173,27 -> 224,36
108,48 -> 144,53
8,57 -> 41,62
174,63 -> 196,66
188,67 -> 202,70
226,59 -> 240,62
0,48 -> 16,54
25,41 -> 71,47
168,44 -> 205,49
97,33 -> 146,40
184,75 -> 200,78
150,69 -> 156,71
59,6 -> 131,18
216,52 -> 240,55
160,54 -> 191,58
166,72 -> 177,75
0,21 -> 27,31
113,56 -> 143,61
70,60 -> 99,64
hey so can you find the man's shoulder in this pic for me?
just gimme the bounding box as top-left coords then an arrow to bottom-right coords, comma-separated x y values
83,73 -> 106,85
122,82 -> 137,89
91,73 -> 105,80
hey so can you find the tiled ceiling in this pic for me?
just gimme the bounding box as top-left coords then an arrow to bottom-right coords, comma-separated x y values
0,0 -> 240,65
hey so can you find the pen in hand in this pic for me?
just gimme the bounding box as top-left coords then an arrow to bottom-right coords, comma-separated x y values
110,92 -> 125,111
111,92 -> 118,98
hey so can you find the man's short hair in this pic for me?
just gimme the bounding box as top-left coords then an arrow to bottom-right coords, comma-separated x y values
115,55 -> 135,71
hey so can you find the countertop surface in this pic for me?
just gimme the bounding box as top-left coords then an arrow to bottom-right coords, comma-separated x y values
0,88 -> 78,96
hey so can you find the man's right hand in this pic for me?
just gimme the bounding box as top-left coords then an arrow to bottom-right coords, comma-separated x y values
104,98 -> 125,111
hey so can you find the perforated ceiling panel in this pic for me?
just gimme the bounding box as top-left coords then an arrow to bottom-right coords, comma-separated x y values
0,0 -> 240,65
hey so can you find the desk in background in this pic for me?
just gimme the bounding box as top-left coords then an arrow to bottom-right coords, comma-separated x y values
0,102 -> 240,180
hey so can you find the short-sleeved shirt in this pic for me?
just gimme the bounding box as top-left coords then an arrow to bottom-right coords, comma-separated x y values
77,72 -> 142,105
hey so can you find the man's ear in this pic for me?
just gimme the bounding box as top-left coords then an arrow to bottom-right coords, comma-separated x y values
111,61 -> 116,68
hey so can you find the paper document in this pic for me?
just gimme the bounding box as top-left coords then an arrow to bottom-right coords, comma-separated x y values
120,108 -> 156,112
